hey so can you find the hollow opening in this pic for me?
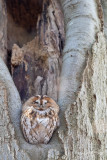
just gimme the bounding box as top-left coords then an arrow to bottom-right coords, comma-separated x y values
6,0 -> 65,104
6,0 -> 43,50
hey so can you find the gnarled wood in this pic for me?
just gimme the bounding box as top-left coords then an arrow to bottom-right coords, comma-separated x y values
11,0 -> 65,103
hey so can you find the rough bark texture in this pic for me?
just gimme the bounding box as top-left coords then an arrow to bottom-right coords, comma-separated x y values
59,32 -> 107,160
0,82 -> 30,160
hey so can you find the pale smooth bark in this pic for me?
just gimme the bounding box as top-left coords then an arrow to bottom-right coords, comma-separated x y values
58,0 -> 101,109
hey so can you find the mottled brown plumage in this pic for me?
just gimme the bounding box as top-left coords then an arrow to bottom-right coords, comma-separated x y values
21,95 -> 59,144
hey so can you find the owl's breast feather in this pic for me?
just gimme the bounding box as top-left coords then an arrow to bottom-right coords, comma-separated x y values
36,117 -> 49,127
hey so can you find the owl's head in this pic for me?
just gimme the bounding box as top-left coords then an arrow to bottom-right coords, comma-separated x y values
23,95 -> 59,113
32,95 -> 59,112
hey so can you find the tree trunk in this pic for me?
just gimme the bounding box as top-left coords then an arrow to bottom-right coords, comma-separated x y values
0,0 -> 107,160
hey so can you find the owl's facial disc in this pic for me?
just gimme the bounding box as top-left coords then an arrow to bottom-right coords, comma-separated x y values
35,99 -> 47,111
31,95 -> 49,111
32,95 -> 41,108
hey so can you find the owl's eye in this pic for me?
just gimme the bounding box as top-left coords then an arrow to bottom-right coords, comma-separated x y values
43,100 -> 47,105
32,101 -> 39,104
35,101 -> 39,104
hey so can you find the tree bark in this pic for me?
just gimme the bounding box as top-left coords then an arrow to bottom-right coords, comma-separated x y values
0,81 -> 30,159
101,0 -> 107,40
59,32 -> 107,159
0,1 -> 30,159
0,0 -> 107,160
58,0 -> 101,108
0,0 -> 7,62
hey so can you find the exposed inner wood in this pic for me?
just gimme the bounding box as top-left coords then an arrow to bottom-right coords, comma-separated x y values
9,0 -> 65,103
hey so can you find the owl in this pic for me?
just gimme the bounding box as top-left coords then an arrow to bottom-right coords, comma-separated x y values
21,95 -> 60,144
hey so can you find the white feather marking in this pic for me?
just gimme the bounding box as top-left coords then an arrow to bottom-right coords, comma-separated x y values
36,117 -> 49,126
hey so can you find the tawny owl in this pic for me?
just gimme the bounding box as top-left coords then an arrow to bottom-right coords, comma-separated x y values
21,95 -> 59,144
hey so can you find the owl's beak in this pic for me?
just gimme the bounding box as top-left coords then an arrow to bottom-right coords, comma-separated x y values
39,108 -> 43,111
39,105 -> 43,111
